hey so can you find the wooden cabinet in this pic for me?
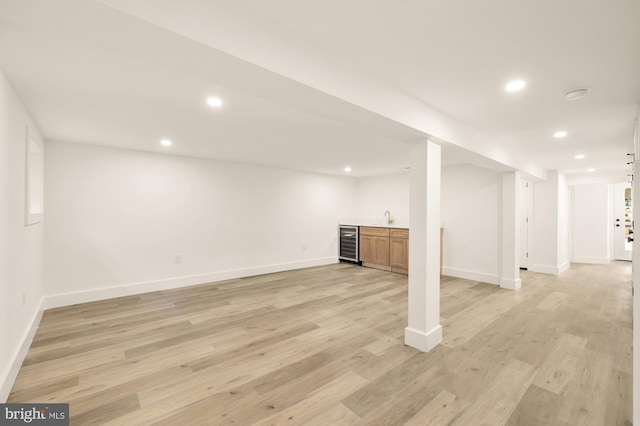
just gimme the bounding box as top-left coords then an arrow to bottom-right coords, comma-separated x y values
390,228 -> 409,275
360,226 -> 407,274
359,234 -> 374,264
372,236 -> 390,266
358,226 -> 442,276
359,227 -> 391,271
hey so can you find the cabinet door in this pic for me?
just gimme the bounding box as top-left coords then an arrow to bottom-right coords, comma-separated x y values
360,226 -> 390,237
373,236 -> 390,266
360,235 -> 374,263
390,238 -> 408,273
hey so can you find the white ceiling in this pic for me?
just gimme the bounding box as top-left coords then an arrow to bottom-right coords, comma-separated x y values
0,0 -> 638,179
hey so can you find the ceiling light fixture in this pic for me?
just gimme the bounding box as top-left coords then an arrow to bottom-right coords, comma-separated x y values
160,139 -> 172,147
505,80 -> 526,92
206,97 -> 223,108
575,154 -> 585,159
554,131 -> 568,138
344,166 -> 352,173
587,168 -> 595,172
565,88 -> 590,101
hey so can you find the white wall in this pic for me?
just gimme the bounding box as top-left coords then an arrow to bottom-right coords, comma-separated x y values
44,141 -> 357,306
0,70 -> 45,401
557,172 -> 570,267
532,174 -> 557,272
355,171 -> 410,226
530,170 -> 570,274
567,172 -> 629,185
441,164 -> 502,284
570,184 -> 611,264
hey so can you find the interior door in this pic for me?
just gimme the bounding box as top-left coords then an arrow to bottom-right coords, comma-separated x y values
614,182 -> 633,261
519,180 -> 530,269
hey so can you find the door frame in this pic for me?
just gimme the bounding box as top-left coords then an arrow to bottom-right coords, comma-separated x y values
520,179 -> 532,269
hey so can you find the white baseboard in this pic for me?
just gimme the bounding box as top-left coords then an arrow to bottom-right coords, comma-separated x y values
500,277 -> 522,291
44,257 -> 338,309
441,266 -> 500,285
558,262 -> 570,273
571,257 -> 611,265
405,325 -> 442,352
0,298 -> 44,403
529,262 -> 571,275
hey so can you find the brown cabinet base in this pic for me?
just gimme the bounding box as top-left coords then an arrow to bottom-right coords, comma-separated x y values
360,226 -> 407,275
391,266 -> 408,275
358,227 -> 443,276
362,262 -> 392,271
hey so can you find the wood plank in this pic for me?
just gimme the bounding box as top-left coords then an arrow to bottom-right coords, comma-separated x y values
442,289 -> 529,348
251,372 -> 368,426
70,394 -> 140,426
304,403 -> 361,426
113,383 -> 262,426
532,332 -> 587,394
451,358 -> 537,426
613,325 -> 633,374
557,349 -> 614,426
404,390 -> 469,426
506,385 -> 561,426
342,352 -> 443,418
536,291 -> 569,311
603,370 -> 633,426
363,335 -> 401,356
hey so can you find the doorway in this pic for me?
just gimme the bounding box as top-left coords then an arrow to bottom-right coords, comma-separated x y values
614,182 -> 633,261
520,180 -> 531,269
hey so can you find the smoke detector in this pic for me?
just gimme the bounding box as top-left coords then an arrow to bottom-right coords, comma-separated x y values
565,88 -> 590,101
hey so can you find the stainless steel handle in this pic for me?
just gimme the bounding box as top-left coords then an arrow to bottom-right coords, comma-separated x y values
343,233 -> 355,237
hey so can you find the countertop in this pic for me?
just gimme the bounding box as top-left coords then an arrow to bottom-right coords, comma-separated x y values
339,222 -> 410,229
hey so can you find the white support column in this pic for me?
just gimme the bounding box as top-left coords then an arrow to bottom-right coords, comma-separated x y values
500,171 -> 522,290
405,140 -> 442,352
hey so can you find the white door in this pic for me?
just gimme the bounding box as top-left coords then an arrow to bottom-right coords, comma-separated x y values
614,182 -> 633,261
520,180 -> 530,269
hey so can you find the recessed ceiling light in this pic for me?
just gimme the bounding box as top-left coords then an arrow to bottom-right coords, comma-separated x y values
505,80 -> 526,92
206,97 -> 223,108
160,139 -> 172,147
587,168 -> 595,172
344,166 -> 352,173
554,131 -> 568,138
575,154 -> 585,159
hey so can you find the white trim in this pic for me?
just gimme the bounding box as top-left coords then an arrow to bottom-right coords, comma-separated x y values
529,262 -> 571,275
441,266 -> 500,285
571,257 -> 611,265
44,257 -> 338,309
404,325 -> 442,352
0,298 -> 44,403
631,112 -> 639,426
500,277 -> 522,291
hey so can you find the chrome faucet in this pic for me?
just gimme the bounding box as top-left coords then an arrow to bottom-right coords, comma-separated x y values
384,210 -> 392,224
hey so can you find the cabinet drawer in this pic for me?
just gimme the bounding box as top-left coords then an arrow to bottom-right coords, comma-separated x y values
360,226 -> 390,237
389,228 -> 409,239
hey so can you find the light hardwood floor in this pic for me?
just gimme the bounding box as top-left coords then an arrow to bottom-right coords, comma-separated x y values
9,261 -> 632,425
